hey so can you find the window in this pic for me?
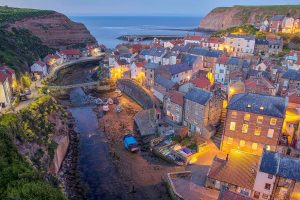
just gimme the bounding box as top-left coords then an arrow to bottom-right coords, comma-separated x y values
266,145 -> 271,151
252,143 -> 258,150
230,122 -> 236,131
257,116 -> 264,124
268,174 -> 273,179
270,118 -> 277,126
267,129 -> 274,138
244,113 -> 250,121
262,194 -> 269,199
231,111 -> 237,119
240,140 -> 246,147
254,191 -> 260,199
254,127 -> 261,136
242,124 -> 248,133
264,183 -> 271,190
227,137 -> 233,144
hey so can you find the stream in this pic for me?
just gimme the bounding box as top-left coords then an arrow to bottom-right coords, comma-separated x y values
69,88 -> 128,200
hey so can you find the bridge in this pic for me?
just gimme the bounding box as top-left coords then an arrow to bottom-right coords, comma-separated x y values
48,81 -> 101,90
48,54 -> 105,81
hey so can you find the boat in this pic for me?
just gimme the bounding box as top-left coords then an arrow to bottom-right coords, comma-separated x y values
102,104 -> 109,112
123,134 -> 139,152
115,105 -> 122,113
108,98 -> 114,105
95,98 -> 103,105
115,89 -> 122,97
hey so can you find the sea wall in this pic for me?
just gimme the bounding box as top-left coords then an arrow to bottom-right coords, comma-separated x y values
49,135 -> 70,174
117,79 -> 154,109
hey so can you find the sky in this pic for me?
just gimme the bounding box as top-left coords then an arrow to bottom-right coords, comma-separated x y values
0,0 -> 299,17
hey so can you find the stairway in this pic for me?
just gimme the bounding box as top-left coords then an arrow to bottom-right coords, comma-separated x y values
211,108 -> 227,149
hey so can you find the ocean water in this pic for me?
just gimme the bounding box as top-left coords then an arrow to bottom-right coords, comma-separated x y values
70,16 -> 202,48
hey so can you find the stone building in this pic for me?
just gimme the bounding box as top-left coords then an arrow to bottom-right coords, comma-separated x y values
183,87 -> 222,139
163,91 -> 184,124
221,93 -> 287,156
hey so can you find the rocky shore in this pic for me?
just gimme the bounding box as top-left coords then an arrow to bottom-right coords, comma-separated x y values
57,114 -> 87,200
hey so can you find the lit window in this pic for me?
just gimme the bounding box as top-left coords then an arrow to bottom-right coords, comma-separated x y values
270,118 -> 277,126
240,140 -> 246,147
247,104 -> 252,108
254,127 -> 261,136
266,145 -> 271,151
227,137 -> 233,144
244,113 -> 250,121
260,106 -> 264,110
242,124 -> 248,133
267,129 -> 274,138
257,116 -> 264,124
252,143 -> 258,150
230,122 -> 236,131
231,111 -> 237,119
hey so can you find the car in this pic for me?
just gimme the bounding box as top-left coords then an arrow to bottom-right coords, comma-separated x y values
24,88 -> 31,95
19,93 -> 28,101
103,98 -> 108,105
123,134 -> 139,152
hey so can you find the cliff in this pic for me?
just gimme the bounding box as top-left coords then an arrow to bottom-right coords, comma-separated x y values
200,5 -> 300,30
0,6 -> 96,49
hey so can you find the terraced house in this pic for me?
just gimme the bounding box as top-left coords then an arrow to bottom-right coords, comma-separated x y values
221,93 -> 287,156
183,87 -> 222,139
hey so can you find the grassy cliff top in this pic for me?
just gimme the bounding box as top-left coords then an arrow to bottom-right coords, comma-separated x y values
0,6 -> 55,25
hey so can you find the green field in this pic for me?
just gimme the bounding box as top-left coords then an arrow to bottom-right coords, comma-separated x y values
0,6 -> 54,26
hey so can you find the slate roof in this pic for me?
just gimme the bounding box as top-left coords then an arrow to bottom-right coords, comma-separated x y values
189,47 -> 209,56
182,54 -> 198,66
185,87 -> 212,105
220,190 -> 253,200
144,63 -> 159,69
255,39 -> 269,45
227,93 -> 287,118
165,63 -> 192,75
260,151 -> 300,182
172,45 -> 190,53
281,69 -> 300,81
271,15 -> 285,21
120,53 -> 132,58
140,49 -> 149,56
208,150 -> 260,190
227,57 -> 240,65
154,75 -> 176,90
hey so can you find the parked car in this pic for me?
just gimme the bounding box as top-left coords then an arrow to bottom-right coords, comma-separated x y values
19,93 -> 28,101
123,134 -> 139,152
24,88 -> 31,95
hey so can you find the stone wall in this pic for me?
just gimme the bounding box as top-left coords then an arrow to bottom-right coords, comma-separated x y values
117,79 -> 154,109
49,135 -> 70,174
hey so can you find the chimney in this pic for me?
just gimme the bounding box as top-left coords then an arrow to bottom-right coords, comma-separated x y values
225,154 -> 229,161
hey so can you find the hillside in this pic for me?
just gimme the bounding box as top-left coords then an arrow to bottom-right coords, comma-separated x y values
0,6 -> 96,49
0,28 -> 54,74
200,5 -> 300,30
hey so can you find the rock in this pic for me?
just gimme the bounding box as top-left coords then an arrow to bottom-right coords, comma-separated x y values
7,11 -> 96,49
200,5 -> 300,30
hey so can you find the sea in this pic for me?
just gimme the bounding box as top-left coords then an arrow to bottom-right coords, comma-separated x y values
70,16 -> 203,48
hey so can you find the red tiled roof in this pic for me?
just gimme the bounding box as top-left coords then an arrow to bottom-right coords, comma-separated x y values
208,150 -> 260,190
135,61 -> 146,68
288,50 -> 300,57
168,91 -> 184,106
0,72 -> 8,83
289,92 -> 300,104
245,77 -> 275,95
221,190 -> 253,200
60,49 -> 81,55
208,37 -> 225,44
35,61 -> 46,67
184,35 -> 202,41
218,56 -> 229,65
191,76 -> 210,89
